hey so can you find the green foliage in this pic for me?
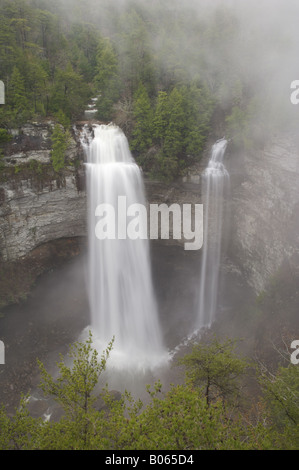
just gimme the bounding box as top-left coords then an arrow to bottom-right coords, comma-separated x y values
122,383 -> 270,450
153,91 -> 169,145
178,337 -> 250,407
130,82 -> 153,154
149,83 -> 214,181
151,150 -> 179,183
0,398 -> 44,450
0,0 -> 281,157
0,333 -> 296,450
162,87 -> 185,159
259,364 -> 299,449
0,0 -> 98,125
37,332 -> 114,449
68,23 -> 99,83
0,0 -> 222,176
50,124 -> 70,172
0,129 -> 12,143
54,110 -> 71,130
95,37 -> 118,91
117,8 -> 157,97
50,63 -> 89,119
28,158 -> 42,175
95,36 -> 120,120
9,65 -> 31,123
0,151 -> 5,171
38,332 -> 113,419
9,66 -> 27,109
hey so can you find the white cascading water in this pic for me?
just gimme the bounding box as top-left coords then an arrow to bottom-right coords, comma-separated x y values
83,123 -> 168,370
197,138 -> 229,328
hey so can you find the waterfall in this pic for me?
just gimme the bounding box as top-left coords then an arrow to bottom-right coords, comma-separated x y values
83,124 -> 168,370
197,138 -> 229,328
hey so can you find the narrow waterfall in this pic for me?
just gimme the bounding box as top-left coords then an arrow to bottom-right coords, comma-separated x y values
83,124 -> 167,370
197,139 -> 229,328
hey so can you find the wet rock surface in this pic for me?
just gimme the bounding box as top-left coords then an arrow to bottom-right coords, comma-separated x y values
227,134 -> 299,294
0,122 -> 86,262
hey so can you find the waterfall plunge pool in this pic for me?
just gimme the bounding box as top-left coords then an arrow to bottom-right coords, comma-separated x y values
0,241 -> 203,414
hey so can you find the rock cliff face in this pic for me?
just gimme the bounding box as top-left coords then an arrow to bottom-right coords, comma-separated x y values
0,122 -> 86,262
1,122 -> 299,301
0,173 -> 86,261
227,134 -> 299,294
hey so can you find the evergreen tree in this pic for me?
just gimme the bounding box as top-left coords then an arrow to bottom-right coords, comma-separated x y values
181,83 -> 214,157
131,82 -> 153,154
50,63 -> 88,118
259,364 -> 299,450
9,66 -> 28,110
95,36 -> 120,120
0,14 -> 18,76
9,65 -> 31,123
163,87 -> 185,159
95,36 -> 118,91
117,8 -> 156,97
23,56 -> 48,114
153,91 -> 169,146
51,124 -> 70,172
178,337 -> 249,407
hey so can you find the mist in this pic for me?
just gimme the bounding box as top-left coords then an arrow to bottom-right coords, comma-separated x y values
42,0 -> 299,135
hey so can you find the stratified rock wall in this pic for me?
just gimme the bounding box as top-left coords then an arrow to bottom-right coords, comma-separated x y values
0,122 -> 86,261
228,134 -> 299,294
0,175 -> 86,261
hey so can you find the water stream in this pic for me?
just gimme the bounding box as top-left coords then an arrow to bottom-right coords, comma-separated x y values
197,138 -> 229,328
82,124 -> 168,371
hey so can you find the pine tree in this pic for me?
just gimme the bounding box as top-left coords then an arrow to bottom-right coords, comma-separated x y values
178,337 -> 249,407
153,91 -> 169,146
131,82 -> 153,155
9,66 -> 28,110
163,87 -> 185,159
95,36 -> 118,91
95,36 -> 120,120
117,8 -> 156,96
51,124 -> 70,172
50,63 -> 88,118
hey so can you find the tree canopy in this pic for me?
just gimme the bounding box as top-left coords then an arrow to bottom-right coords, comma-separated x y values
1,0 -> 293,179
0,0 -> 239,181
0,334 -> 297,450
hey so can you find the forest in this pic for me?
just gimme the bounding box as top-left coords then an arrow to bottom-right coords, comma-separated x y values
0,0 -> 278,181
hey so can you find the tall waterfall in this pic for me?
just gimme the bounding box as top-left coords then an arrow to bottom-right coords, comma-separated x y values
83,124 -> 167,370
197,138 -> 229,328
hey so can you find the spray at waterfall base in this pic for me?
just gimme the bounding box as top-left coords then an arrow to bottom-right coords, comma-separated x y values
86,198 -> 204,372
